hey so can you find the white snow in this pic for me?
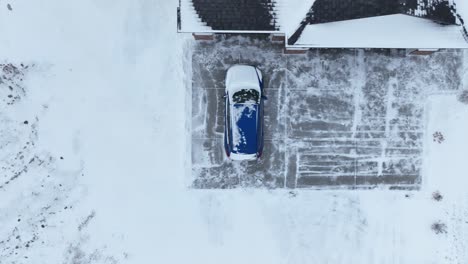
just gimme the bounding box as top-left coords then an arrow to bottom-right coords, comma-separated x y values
275,0 -> 316,36
422,94 -> 468,262
295,14 -> 468,48
424,95 -> 468,193
457,1 -> 468,18
179,0 -> 212,32
0,0 -> 468,264
178,0 -> 317,35
177,1 -> 468,49
226,65 -> 262,90
456,0 -> 468,33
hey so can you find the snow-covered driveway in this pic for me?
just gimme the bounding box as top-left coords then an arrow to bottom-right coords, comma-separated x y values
191,36 -> 462,189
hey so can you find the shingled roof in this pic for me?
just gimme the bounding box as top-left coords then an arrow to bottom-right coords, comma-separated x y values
190,0 -> 277,30
177,0 -> 468,48
288,0 -> 458,44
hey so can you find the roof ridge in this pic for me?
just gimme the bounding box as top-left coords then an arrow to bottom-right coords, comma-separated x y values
288,0 -> 458,45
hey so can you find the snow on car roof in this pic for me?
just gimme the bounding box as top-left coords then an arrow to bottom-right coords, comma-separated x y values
231,104 -> 258,154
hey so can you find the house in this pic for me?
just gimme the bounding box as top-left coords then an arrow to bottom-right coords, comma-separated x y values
177,0 -> 468,53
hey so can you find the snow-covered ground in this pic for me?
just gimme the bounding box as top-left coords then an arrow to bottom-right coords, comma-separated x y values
1,1 -> 468,264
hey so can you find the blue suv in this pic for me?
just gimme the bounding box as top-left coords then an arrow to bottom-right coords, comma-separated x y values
224,65 -> 265,160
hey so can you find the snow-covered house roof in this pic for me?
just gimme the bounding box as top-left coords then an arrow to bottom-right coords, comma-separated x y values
295,14 -> 468,48
177,0 -> 468,48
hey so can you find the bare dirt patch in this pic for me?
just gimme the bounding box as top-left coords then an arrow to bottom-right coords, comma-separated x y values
458,90 -> 468,104
433,131 -> 445,144
432,191 -> 443,201
431,221 -> 447,234
0,63 -> 33,105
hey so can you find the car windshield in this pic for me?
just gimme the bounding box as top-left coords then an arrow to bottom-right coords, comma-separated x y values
232,89 -> 259,104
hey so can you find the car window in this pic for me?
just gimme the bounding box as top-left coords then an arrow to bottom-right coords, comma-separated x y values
232,89 -> 259,104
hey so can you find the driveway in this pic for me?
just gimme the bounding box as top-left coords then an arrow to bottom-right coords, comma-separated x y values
190,36 -> 462,189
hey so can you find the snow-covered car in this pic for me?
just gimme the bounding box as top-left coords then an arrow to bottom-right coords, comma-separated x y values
224,65 -> 265,160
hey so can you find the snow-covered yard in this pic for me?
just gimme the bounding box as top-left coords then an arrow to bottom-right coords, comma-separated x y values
0,0 -> 468,263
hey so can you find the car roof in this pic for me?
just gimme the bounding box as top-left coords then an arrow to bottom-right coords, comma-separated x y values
230,104 -> 258,155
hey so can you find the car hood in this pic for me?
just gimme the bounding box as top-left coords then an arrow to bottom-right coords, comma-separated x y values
226,65 -> 261,88
231,103 -> 258,155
